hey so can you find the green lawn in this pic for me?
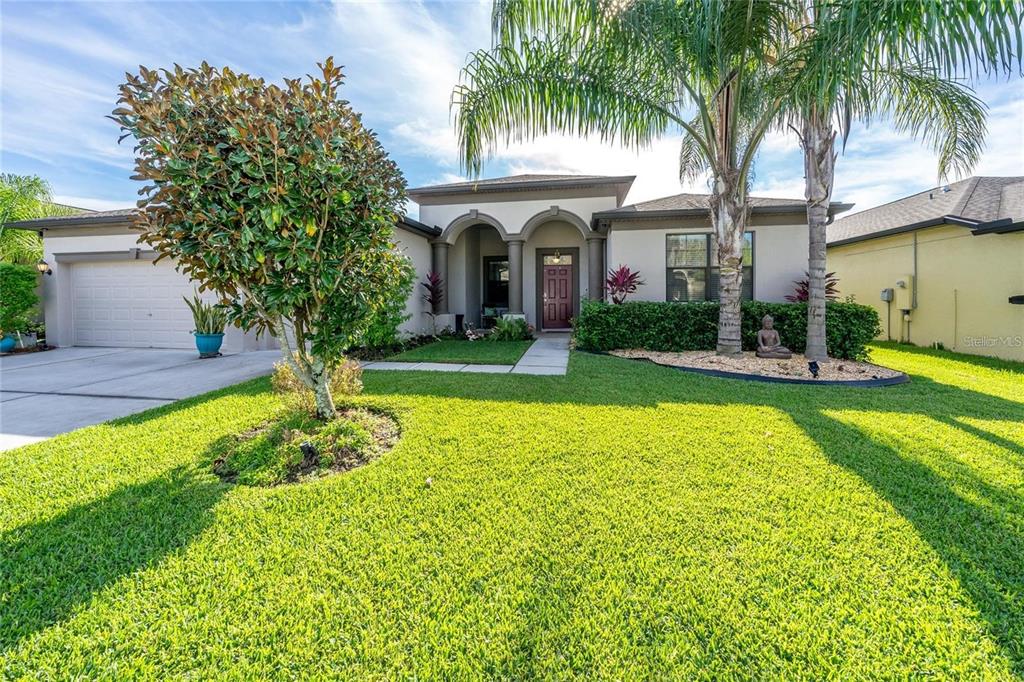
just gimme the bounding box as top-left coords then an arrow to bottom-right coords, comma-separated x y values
388,338 -> 533,364
2,343 -> 1022,678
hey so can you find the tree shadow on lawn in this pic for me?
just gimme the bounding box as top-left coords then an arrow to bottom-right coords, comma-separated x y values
786,408 -> 1024,674
366,350 -> 1024,671
0,465 -> 228,652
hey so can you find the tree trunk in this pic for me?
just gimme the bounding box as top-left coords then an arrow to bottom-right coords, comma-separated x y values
309,358 -> 337,420
802,111 -> 837,362
712,181 -> 746,356
271,318 -> 337,420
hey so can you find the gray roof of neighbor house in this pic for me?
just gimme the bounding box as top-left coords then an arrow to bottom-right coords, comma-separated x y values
5,207 -> 442,238
593,193 -> 853,221
407,173 -> 636,200
828,176 -> 1024,246
4,207 -> 132,230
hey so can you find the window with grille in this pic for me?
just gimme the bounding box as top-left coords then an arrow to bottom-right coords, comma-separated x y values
666,233 -> 753,302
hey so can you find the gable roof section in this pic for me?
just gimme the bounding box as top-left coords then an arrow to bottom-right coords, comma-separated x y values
4,207 -> 134,230
407,174 -> 636,204
593,193 -> 852,222
828,176 -> 1024,246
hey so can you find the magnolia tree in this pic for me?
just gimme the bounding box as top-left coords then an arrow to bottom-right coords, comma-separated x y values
112,59 -> 409,418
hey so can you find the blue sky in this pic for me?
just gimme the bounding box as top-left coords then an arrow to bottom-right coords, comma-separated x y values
2,0 -> 1022,219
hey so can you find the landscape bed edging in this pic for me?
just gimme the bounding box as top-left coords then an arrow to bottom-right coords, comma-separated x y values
587,351 -> 911,387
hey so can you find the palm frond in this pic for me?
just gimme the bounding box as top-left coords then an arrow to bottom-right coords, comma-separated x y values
854,65 -> 988,179
453,36 -> 690,175
678,115 -> 710,183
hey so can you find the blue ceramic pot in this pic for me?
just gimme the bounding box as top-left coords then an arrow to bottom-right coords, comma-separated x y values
0,335 -> 15,353
194,332 -> 224,357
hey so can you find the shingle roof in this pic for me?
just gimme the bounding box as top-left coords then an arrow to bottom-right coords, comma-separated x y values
828,176 -> 1024,245
5,208 -> 138,230
7,206 -> 442,238
397,216 -> 441,238
593,193 -> 852,220
407,173 -> 635,199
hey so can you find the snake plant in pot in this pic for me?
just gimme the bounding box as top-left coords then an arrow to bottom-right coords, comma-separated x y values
184,294 -> 228,357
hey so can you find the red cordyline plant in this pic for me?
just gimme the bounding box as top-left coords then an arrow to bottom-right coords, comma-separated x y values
420,271 -> 444,333
786,272 -> 840,303
605,265 -> 644,304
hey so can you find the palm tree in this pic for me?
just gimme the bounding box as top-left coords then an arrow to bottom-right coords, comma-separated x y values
0,174 -> 80,264
453,0 -> 803,355
786,0 -> 1021,361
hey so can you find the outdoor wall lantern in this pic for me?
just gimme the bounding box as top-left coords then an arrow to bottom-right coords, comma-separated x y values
36,259 -> 52,276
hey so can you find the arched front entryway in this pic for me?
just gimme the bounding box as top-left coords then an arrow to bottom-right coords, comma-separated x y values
520,208 -> 605,330
443,222 -> 510,328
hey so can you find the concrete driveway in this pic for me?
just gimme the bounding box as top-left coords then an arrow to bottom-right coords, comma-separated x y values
0,347 -> 278,451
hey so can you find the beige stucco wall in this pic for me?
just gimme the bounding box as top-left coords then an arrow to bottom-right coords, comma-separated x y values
605,216 -> 810,303
828,225 -> 1024,361
419,194 -> 617,236
392,228 -> 433,336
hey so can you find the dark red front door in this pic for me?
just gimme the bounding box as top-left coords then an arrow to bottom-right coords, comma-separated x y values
542,264 -> 573,329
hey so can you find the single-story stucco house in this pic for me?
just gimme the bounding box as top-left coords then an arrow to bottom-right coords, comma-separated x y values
827,176 -> 1023,362
10,173 -> 851,350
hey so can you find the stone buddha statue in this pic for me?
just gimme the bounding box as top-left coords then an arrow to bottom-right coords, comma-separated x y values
756,315 -> 792,359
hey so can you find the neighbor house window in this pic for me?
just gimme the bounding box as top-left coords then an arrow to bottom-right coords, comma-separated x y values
666,233 -> 753,302
484,256 -> 509,306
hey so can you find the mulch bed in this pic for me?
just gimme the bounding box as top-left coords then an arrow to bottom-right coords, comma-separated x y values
610,349 -> 904,383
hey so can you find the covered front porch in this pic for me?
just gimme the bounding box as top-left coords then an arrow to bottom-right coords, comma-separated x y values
428,207 -> 606,331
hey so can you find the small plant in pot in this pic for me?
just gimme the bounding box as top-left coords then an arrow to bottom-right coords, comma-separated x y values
184,294 -> 228,358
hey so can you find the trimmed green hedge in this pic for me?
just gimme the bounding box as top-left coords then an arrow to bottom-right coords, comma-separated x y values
573,300 -> 880,360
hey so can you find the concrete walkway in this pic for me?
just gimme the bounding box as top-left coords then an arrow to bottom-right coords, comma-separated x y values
361,333 -> 570,376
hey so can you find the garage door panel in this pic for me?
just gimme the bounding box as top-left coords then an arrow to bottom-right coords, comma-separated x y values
72,260 -> 200,349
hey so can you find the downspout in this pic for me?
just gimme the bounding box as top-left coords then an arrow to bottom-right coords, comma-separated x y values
909,232 -> 919,343
912,233 -> 918,308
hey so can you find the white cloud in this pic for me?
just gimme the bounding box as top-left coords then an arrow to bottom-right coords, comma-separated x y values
53,195 -> 134,211
2,1 -> 1019,219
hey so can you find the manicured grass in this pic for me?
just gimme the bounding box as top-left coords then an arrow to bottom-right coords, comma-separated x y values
388,338 -> 533,364
1,344 -> 1022,677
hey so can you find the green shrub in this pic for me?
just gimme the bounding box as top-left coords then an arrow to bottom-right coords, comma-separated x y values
0,263 -> 38,335
361,256 -> 414,350
490,316 -> 534,342
573,300 -> 880,360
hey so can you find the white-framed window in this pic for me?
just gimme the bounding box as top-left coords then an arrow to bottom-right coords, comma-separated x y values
666,232 -> 753,302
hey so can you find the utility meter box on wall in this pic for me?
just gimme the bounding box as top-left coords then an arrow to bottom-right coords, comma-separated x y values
880,288 -> 894,302
894,275 -> 914,310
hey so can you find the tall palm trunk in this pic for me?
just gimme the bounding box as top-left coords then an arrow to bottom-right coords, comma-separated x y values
711,80 -> 746,357
712,173 -> 746,356
801,109 -> 836,362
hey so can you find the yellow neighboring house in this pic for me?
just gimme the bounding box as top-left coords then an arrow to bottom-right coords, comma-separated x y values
827,176 -> 1023,362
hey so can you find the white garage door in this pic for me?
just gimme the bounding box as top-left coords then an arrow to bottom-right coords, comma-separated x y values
72,259 -> 199,348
